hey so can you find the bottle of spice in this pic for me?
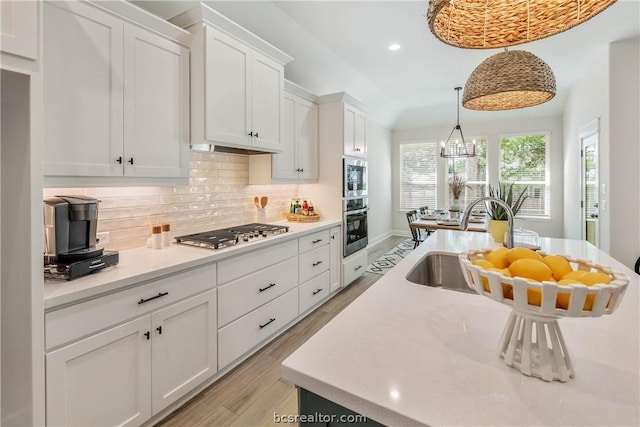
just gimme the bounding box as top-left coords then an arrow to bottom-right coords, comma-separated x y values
161,224 -> 171,248
302,200 -> 309,215
308,201 -> 315,216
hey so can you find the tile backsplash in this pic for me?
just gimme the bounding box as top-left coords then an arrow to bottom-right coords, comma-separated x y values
43,151 -> 298,250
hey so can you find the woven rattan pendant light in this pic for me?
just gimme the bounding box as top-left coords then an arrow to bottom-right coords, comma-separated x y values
463,49 -> 556,111
427,0 -> 617,49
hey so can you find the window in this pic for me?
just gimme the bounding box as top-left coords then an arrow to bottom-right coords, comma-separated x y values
399,141 -> 438,210
499,133 -> 550,217
447,138 -> 488,209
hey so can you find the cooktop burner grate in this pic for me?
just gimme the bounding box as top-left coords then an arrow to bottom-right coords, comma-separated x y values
175,223 -> 289,250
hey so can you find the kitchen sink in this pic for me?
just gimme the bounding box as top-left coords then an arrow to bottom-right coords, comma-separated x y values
405,252 -> 477,294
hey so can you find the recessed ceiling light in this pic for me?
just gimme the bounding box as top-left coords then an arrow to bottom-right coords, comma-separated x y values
388,43 -> 401,51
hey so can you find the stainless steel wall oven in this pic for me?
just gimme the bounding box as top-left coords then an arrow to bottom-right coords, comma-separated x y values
344,197 -> 368,257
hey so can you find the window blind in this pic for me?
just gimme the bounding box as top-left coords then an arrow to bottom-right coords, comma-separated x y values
399,141 -> 438,210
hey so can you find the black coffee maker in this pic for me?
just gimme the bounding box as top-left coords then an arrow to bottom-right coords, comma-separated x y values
44,195 -> 118,279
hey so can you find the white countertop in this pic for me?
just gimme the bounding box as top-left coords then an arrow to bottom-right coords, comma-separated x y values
282,231 -> 640,426
44,220 -> 341,310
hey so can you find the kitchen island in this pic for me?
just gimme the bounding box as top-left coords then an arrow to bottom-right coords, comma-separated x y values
282,230 -> 640,426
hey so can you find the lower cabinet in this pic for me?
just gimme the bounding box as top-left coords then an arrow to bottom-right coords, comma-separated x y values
329,226 -> 341,293
343,249 -> 368,287
46,290 -> 217,426
299,270 -> 331,314
218,288 -> 299,369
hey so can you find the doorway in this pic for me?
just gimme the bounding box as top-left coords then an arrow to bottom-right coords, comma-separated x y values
579,119 -> 600,246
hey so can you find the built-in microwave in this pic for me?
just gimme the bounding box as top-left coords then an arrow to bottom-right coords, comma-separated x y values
343,157 -> 367,198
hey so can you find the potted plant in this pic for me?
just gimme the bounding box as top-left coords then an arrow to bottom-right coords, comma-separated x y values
486,182 -> 529,242
449,174 -> 469,218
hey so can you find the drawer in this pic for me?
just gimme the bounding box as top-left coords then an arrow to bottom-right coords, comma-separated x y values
218,256 -> 298,327
343,249 -> 368,287
218,288 -> 298,369
298,229 -> 330,254
46,264 -> 217,350
299,270 -> 331,314
299,245 -> 330,284
218,240 -> 297,285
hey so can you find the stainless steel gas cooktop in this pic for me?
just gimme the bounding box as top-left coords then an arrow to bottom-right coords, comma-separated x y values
175,223 -> 289,250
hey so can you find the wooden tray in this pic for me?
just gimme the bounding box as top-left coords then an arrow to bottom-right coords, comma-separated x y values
283,212 -> 320,222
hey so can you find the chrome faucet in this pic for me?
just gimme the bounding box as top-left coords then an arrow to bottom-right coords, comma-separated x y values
460,197 -> 514,249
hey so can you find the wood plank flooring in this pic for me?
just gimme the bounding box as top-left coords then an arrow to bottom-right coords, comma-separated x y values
156,235 -> 409,427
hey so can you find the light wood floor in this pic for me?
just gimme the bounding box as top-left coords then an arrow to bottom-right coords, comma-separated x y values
156,235 -> 409,427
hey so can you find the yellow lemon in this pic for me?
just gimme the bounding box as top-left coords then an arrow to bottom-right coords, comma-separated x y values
555,280 -> 580,309
527,288 -> 542,306
485,268 -> 512,295
508,258 -> 553,282
506,247 -> 543,264
543,255 -> 573,281
577,272 -> 612,286
485,247 -> 509,269
472,259 -> 495,270
562,270 -> 588,281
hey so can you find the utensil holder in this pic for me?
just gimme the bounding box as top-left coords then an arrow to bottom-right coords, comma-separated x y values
256,208 -> 266,223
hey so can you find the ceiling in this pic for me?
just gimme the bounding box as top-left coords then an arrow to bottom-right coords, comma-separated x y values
132,1 -> 640,129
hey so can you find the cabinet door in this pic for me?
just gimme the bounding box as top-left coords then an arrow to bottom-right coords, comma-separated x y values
329,226 -> 341,293
43,1 -> 124,177
251,50 -> 284,151
151,290 -> 217,414
204,26 -> 251,148
123,24 -> 189,178
296,98 -> 319,180
343,104 -> 366,157
1,0 -> 38,60
272,93 -> 297,180
46,316 -> 152,427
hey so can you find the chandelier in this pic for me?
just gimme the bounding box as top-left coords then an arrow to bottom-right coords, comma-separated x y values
440,87 -> 477,158
427,0 -> 617,50
463,49 -> 556,111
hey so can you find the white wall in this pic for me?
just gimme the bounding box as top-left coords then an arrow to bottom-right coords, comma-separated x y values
366,121 -> 393,245
563,37 -> 640,270
562,47 -> 610,247
392,115 -> 564,238
609,38 -> 639,269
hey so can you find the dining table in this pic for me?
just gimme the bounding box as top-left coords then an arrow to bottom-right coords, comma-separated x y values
410,217 -> 487,233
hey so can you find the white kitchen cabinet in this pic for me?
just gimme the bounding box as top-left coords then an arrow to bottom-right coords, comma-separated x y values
42,1 -> 190,184
249,83 -> 319,184
299,270 -> 330,314
172,5 -> 292,153
46,316 -> 152,427
0,0 -> 38,60
344,103 -> 367,157
151,290 -> 217,414
329,226 -> 341,293
45,264 -> 217,426
343,249 -> 368,287
299,245 -> 330,284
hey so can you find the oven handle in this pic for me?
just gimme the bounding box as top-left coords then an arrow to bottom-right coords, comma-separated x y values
345,207 -> 369,215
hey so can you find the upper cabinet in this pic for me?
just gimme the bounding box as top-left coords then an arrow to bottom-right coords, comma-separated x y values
170,4 -> 293,154
250,82 -> 319,184
343,103 -> 367,158
1,0 -> 39,67
42,1 -> 191,186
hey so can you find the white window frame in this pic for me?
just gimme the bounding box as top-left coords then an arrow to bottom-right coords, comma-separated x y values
398,140 -> 439,212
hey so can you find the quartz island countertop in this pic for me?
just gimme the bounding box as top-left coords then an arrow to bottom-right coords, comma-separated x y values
281,231 -> 640,426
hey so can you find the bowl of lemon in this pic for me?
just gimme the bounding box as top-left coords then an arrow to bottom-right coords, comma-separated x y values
459,247 -> 629,382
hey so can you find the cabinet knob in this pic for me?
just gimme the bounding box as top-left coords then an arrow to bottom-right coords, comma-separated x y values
248,131 -> 253,137
254,132 -> 259,138
156,326 -> 162,335
300,168 -> 303,172
116,156 -> 123,164
144,331 -> 150,340
128,158 -> 134,165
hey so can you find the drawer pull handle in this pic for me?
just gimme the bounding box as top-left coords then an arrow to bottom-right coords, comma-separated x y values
88,262 -> 105,270
138,292 -> 169,305
144,331 -> 150,340
259,283 -> 276,292
354,265 -> 362,271
312,288 -> 323,295
156,326 -> 162,335
312,239 -> 323,244
259,318 -> 276,329
312,261 -> 323,267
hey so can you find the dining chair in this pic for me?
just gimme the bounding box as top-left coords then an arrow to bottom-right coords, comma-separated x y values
406,210 -> 428,248
419,206 -> 429,215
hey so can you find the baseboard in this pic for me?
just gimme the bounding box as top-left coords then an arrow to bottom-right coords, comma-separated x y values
367,231 -> 392,249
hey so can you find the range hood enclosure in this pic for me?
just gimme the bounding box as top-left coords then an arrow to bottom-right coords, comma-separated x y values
171,4 -> 293,155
